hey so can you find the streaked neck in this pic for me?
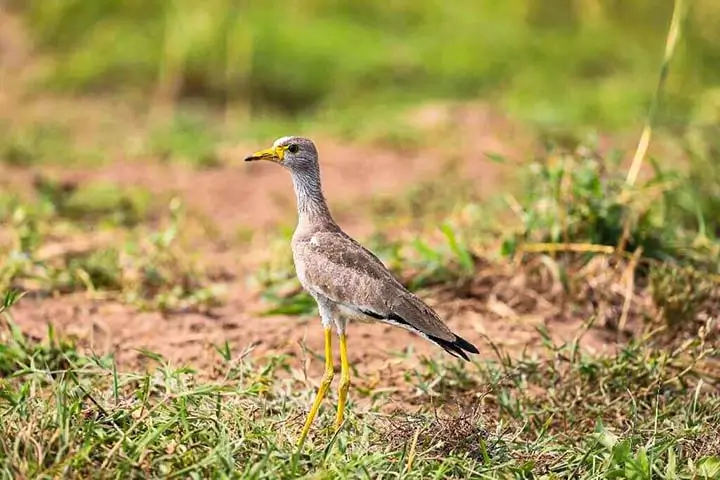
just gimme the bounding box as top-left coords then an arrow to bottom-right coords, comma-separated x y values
290,168 -> 334,226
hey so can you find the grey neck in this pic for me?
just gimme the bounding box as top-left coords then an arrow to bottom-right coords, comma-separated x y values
290,167 -> 334,225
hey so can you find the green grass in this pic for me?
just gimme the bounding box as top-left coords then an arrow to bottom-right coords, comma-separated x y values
4,0 -> 718,170
0,98 -> 432,170
497,134 -> 720,271
0,122 -> 105,168
9,0 -> 720,130
33,176 -> 154,227
1,289 -> 719,478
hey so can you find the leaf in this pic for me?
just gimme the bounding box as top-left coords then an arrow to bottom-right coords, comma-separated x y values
594,421 -> 619,450
411,238 -> 442,263
624,447 -> 650,480
483,152 -> 507,164
611,440 -> 632,465
501,237 -> 517,257
636,447 -> 649,472
1,289 -> 26,313
697,456 -> 720,478
665,447 -> 677,479
440,223 -> 474,274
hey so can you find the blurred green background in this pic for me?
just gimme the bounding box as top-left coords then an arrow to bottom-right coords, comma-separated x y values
5,0 -> 719,131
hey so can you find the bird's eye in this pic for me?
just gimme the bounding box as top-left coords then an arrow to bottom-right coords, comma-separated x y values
287,144 -> 299,154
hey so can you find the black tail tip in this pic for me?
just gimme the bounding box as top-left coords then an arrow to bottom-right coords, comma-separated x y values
429,333 -> 479,361
454,334 -> 480,355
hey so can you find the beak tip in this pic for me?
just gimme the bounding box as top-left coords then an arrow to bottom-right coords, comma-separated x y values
244,156 -> 255,162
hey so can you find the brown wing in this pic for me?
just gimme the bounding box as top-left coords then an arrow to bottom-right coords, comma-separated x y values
294,231 -> 479,360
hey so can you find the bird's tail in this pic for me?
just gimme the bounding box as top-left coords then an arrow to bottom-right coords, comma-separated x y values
427,332 -> 479,361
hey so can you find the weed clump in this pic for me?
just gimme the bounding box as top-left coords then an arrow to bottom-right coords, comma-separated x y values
495,139 -> 720,339
33,175 -> 153,228
0,195 -> 226,314
502,144 -> 669,260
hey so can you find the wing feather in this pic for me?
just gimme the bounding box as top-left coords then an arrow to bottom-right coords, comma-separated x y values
293,231 -> 479,359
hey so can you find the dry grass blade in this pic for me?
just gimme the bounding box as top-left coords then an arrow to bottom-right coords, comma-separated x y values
626,0 -> 686,187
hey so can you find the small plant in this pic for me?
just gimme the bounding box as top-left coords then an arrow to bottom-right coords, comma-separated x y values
115,198 -> 227,313
404,222 -> 476,290
593,422 -> 720,479
503,145 -> 670,259
1,290 -> 89,377
61,248 -> 124,292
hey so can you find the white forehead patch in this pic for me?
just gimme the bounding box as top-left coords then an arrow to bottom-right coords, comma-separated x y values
273,136 -> 295,148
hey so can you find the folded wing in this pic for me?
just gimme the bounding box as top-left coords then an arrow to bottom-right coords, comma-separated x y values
294,230 -> 479,360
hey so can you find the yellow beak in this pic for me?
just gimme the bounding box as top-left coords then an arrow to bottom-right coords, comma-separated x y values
244,146 -> 285,162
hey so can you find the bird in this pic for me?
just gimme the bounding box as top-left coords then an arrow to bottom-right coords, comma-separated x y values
244,136 -> 479,446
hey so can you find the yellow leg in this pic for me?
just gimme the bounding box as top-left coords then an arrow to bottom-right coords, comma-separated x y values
297,327 -> 334,447
335,332 -> 350,430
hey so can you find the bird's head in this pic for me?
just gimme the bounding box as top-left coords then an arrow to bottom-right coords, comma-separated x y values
244,136 -> 318,173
